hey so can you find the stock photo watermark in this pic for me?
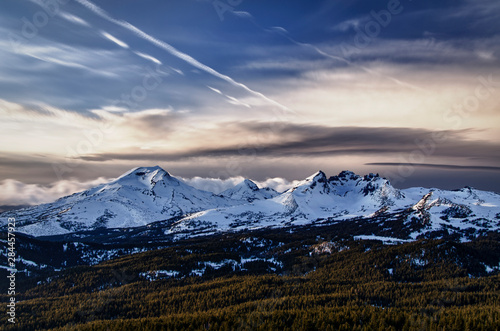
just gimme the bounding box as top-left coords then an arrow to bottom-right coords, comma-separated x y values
75,268 -> 137,323
203,111 -> 294,193
6,217 -> 17,324
385,74 -> 500,184
212,0 -> 244,21
8,0 -> 70,53
52,63 -> 169,181
339,0 -> 403,58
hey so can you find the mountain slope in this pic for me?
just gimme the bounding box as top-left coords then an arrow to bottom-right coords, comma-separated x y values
2,167 -> 499,241
168,171 -> 499,241
168,170 -> 406,234
2,166 -> 237,236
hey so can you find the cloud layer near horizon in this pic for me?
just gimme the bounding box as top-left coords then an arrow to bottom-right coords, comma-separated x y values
0,177 -> 110,208
0,173 -> 302,208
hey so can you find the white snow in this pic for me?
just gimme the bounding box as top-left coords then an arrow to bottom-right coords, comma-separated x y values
2,167 -> 499,242
4,166 -> 242,237
483,262 -> 500,273
354,235 -> 411,244
140,270 -> 180,281
18,257 -> 38,267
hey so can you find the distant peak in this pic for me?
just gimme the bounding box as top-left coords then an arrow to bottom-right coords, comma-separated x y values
241,179 -> 259,191
135,165 -> 169,174
329,170 -> 360,182
221,179 -> 259,195
287,170 -> 329,193
458,186 -> 476,193
306,170 -> 327,183
115,166 -> 172,183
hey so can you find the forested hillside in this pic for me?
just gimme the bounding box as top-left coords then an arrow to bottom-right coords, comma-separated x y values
1,230 -> 499,330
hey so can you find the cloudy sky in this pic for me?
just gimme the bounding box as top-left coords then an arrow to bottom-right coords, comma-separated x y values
1,0 -> 500,207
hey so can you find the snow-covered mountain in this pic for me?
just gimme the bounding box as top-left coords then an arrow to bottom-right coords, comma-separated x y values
220,179 -> 279,202
2,167 -> 499,241
1,166 -> 238,236
168,170 -> 405,233
167,170 -> 499,241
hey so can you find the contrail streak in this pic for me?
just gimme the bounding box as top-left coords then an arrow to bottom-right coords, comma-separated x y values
235,12 -> 427,92
73,0 -> 293,113
284,34 -> 428,92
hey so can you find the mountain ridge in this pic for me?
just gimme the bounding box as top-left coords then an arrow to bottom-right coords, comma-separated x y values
1,166 -> 499,242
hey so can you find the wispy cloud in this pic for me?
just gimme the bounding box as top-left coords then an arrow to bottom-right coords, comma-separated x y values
59,12 -> 91,27
367,163 -> 500,172
269,28 -> 428,92
233,11 -> 253,19
0,100 -> 183,156
227,12 -> 427,92
1,40 -> 120,78
74,0 -> 292,113
101,31 -> 129,48
207,86 -> 222,95
133,51 -> 162,65
331,18 -> 362,32
207,86 -> 251,108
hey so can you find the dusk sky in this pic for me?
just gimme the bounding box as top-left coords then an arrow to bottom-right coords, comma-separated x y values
1,0 -> 500,207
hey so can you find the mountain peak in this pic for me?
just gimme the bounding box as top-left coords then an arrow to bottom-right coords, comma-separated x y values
241,179 -> 259,191
306,170 -> 327,183
131,165 -> 170,176
329,170 -> 361,182
221,178 -> 277,202
109,166 -> 174,190
116,166 -> 170,180
288,170 -> 329,194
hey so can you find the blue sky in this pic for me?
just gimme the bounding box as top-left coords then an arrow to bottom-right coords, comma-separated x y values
1,0 -> 500,206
